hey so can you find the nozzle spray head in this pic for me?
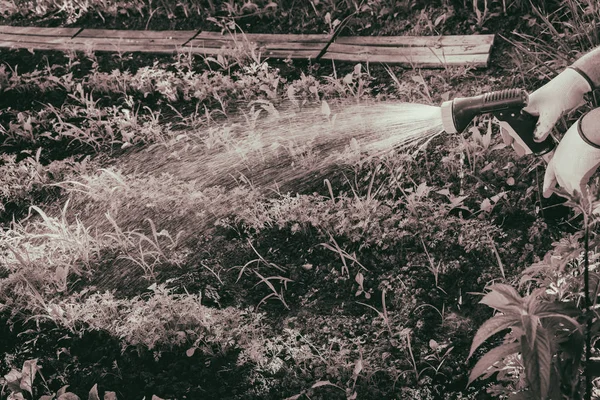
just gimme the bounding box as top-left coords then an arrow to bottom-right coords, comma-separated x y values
440,89 -> 555,156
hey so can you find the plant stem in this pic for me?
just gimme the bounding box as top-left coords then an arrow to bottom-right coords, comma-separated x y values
584,215 -> 592,400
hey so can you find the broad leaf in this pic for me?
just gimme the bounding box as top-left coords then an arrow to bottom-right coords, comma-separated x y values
57,386 -> 70,396
468,342 -> 520,386
20,359 -> 38,395
4,369 -> 22,392
103,392 -> 117,400
57,394 -> 81,400
88,384 -> 100,400
521,327 -> 552,400
480,284 -> 524,315
521,314 -> 539,350
469,314 -> 516,359
532,300 -> 580,320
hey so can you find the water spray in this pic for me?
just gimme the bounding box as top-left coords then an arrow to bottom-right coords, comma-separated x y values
440,89 -> 555,156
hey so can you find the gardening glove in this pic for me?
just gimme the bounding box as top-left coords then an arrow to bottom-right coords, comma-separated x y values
542,110 -> 600,197
523,67 -> 592,142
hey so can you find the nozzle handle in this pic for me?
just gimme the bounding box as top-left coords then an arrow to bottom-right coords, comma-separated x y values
451,89 -> 530,133
493,108 -> 556,155
480,89 -> 528,112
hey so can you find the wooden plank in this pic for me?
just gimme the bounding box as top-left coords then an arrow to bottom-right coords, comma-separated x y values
187,46 -> 489,67
190,39 -> 241,49
262,50 -> 321,58
194,31 -> 331,43
191,39 -> 325,51
336,34 -> 495,47
78,28 -> 195,41
0,34 -> 181,50
327,43 -> 490,56
192,32 -> 494,47
0,41 -> 71,51
319,52 -> 490,67
70,37 -> 182,47
188,39 -> 490,55
0,40 -> 179,54
0,26 -> 80,37
71,43 -> 178,53
186,42 -> 489,61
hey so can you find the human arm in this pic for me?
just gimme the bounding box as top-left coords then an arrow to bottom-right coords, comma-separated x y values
542,108 -> 600,197
520,47 -> 600,196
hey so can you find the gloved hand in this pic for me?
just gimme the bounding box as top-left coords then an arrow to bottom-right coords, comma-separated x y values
543,112 -> 600,197
524,67 -> 592,142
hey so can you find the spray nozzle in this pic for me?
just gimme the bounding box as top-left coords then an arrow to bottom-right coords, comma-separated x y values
440,89 -> 556,156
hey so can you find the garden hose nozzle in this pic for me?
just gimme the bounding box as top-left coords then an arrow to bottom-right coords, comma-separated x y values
440,89 -> 556,156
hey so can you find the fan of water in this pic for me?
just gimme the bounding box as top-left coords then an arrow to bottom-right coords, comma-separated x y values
118,101 -> 446,191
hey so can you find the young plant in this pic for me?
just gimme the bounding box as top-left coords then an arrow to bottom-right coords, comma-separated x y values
469,283 -> 582,399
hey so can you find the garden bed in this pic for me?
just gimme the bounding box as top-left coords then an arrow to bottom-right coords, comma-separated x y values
1,1 -> 600,399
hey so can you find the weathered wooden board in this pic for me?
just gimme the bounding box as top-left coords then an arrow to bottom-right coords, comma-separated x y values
76,29 -> 196,40
0,25 -> 495,68
0,26 -> 79,37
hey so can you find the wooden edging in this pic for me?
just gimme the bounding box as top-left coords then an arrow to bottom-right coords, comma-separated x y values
0,25 -> 495,68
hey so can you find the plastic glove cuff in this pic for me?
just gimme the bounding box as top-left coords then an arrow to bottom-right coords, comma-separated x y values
569,66 -> 595,92
578,111 -> 600,150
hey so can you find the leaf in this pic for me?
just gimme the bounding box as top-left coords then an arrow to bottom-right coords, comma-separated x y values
103,392 -> 117,400
415,182 -> 429,197
353,358 -> 363,377
480,198 -> 492,213
287,85 -> 298,107
490,192 -> 507,203
355,272 -> 364,286
521,327 -> 552,400
4,369 -> 22,392
321,100 -> 331,117
434,13 -> 446,26
57,386 -> 70,396
481,162 -> 494,173
88,384 -> 100,400
468,342 -> 520,386
39,396 -> 55,400
57,394 -> 81,400
343,73 -> 354,84
20,359 -> 38,395
483,119 -> 492,149
186,347 -> 196,357
448,195 -> 469,210
470,126 -> 483,144
469,314 -> 517,359
480,284 -> 524,315
411,75 -> 426,85
353,64 -> 362,75
521,314 -> 539,350
312,380 -> 335,388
